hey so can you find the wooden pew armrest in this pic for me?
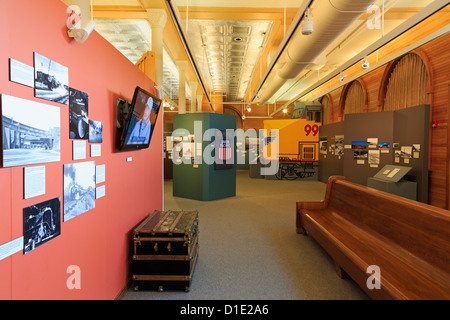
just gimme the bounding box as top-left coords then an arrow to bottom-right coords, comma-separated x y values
297,200 -> 326,211
297,175 -> 346,213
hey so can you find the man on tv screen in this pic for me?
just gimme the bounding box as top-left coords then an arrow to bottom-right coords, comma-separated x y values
126,95 -> 158,145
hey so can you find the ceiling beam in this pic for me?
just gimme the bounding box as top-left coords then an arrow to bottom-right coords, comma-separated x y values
92,5 -> 146,19
176,6 -> 298,21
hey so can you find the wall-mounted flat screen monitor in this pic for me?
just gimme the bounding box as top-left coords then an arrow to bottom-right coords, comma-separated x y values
119,86 -> 161,151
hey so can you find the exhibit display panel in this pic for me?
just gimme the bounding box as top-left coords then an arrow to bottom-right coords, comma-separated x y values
319,104 -> 429,203
318,121 -> 344,183
172,113 -> 236,201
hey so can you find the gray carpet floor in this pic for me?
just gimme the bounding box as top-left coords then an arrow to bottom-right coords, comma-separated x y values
122,171 -> 369,300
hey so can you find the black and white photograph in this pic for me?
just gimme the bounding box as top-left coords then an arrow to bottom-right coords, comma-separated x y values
353,150 -> 368,160
23,197 -> 61,254
64,161 -> 96,222
334,135 -> 344,156
368,150 -> 380,165
319,137 -> 327,155
89,120 -> 103,143
401,146 -> 412,158
34,52 -> 69,104
1,94 -> 61,168
367,138 -> 378,148
69,88 -> 89,139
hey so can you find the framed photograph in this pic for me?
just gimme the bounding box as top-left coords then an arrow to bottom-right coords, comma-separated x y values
63,161 -> 96,222
319,136 -> 327,155
401,146 -> 412,159
89,120 -> 103,143
368,150 -> 380,165
367,138 -> 378,148
69,88 -> 89,139
352,141 -> 367,149
1,94 -> 61,168
353,150 -> 368,160
334,135 -> 344,156
34,53 -> 69,104
23,197 -> 61,254
379,142 -> 390,150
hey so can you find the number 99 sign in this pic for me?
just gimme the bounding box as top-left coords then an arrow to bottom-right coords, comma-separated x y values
304,124 -> 319,136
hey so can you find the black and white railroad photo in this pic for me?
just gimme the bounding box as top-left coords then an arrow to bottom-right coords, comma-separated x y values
69,88 -> 89,139
63,161 -> 96,222
89,120 -> 103,143
23,197 -> 61,254
1,94 -> 61,167
34,53 -> 69,104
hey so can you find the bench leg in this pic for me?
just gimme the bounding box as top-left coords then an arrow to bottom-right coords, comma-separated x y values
334,263 -> 349,279
296,226 -> 307,235
296,211 -> 307,235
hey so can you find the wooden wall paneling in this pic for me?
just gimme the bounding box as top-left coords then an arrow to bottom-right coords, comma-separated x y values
448,84 -> 450,209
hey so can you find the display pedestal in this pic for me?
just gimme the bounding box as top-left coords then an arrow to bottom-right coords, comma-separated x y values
367,164 -> 417,201
367,178 -> 417,201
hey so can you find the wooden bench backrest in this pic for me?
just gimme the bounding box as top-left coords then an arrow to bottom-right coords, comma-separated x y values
327,177 -> 450,274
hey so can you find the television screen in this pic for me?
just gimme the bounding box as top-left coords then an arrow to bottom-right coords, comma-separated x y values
119,86 -> 161,151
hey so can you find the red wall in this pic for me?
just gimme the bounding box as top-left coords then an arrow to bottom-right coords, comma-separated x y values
0,0 -> 163,299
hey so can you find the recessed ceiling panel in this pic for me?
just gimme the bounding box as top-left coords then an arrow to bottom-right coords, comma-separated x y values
184,19 -> 273,101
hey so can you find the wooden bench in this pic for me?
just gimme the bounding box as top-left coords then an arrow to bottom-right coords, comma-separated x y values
296,176 -> 450,300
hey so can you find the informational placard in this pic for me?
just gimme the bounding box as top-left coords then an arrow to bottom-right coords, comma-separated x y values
96,185 -> 106,199
91,144 -> 101,157
0,237 -> 24,261
24,166 -> 46,199
10,59 -> 34,87
373,165 -> 412,183
96,164 -> 105,184
73,140 -> 86,160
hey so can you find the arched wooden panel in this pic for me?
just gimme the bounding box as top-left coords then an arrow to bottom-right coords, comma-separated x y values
340,80 -> 366,118
320,94 -> 333,125
381,52 -> 430,111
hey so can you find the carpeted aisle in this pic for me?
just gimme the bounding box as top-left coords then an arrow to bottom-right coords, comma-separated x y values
122,171 -> 369,300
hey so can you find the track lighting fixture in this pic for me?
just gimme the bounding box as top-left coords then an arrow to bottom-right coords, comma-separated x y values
301,8 -> 313,36
361,58 -> 370,69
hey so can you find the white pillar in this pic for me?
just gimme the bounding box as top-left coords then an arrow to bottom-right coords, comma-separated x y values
146,9 -> 167,86
197,94 -> 203,112
189,81 -> 198,113
176,61 -> 188,114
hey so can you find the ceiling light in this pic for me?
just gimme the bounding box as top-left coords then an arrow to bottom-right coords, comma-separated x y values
247,107 -> 251,112
283,108 -> 287,114
362,58 -> 370,69
233,37 -> 243,42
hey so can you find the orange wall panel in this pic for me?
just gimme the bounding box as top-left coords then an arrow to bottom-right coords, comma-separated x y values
0,0 -> 163,299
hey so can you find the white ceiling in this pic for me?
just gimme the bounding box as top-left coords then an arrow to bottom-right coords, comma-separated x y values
184,19 -> 273,101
